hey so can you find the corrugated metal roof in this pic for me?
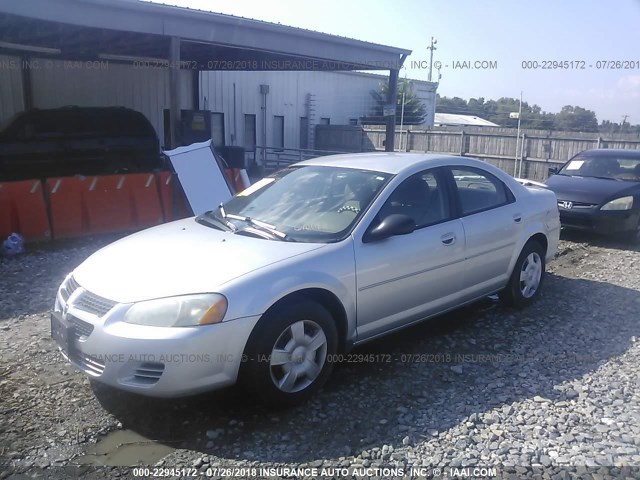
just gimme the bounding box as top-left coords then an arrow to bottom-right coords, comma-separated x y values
0,0 -> 411,71
139,0 -> 410,54
434,113 -> 499,127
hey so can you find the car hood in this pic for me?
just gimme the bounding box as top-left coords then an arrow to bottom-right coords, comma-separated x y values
73,218 -> 326,303
544,174 -> 638,203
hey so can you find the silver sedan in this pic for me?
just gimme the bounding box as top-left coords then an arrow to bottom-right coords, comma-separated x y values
51,153 -> 560,404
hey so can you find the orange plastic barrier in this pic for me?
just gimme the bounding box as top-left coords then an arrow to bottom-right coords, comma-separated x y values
0,182 -> 16,240
0,179 -> 51,241
156,172 -> 191,222
47,173 -> 167,238
225,168 -> 250,193
46,177 -> 89,239
127,173 -> 165,229
224,169 -> 235,193
84,175 -> 133,234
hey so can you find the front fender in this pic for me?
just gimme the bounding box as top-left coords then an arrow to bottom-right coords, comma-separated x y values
220,240 -> 357,339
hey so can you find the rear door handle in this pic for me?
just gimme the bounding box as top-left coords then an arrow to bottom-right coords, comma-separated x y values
441,233 -> 456,245
513,213 -> 522,223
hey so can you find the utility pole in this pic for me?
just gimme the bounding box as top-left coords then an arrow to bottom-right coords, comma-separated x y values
514,91 -> 523,177
399,87 -> 406,151
427,37 -> 437,82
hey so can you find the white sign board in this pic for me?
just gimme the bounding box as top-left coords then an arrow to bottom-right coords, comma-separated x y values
383,105 -> 396,117
164,140 -> 234,215
565,160 -> 584,170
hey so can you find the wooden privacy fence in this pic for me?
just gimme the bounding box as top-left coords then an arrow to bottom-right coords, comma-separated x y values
358,126 -> 640,182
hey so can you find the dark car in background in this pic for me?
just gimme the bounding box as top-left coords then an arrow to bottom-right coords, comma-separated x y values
545,149 -> 640,242
0,106 -> 165,181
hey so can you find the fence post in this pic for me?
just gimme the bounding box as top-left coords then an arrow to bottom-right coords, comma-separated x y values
596,136 -> 601,149
424,130 -> 429,153
518,134 -> 527,178
460,130 -> 465,156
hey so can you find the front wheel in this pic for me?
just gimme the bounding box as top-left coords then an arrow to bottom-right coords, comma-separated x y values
239,300 -> 337,406
499,240 -> 546,308
622,217 -> 640,244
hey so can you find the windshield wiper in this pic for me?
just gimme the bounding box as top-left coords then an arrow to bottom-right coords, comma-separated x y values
216,204 -> 238,232
582,175 -> 622,181
196,206 -> 236,232
196,213 -> 233,232
225,214 -> 293,241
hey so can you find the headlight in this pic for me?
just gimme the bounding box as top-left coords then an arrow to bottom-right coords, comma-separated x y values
124,294 -> 228,327
600,196 -> 634,211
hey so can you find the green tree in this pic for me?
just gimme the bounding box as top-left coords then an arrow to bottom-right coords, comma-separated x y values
437,95 -> 559,130
599,120 -> 640,134
364,79 -> 427,125
432,94 -> 618,132
554,105 -> 599,132
467,97 -> 486,116
435,94 -> 469,113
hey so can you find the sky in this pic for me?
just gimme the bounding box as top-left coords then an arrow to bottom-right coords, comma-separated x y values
147,0 -> 640,124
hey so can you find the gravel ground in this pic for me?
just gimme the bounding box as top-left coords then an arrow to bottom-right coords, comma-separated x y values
1,231 -> 639,479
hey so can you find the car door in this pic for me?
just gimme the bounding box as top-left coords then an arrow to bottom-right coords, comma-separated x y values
354,168 -> 467,340
445,166 -> 523,298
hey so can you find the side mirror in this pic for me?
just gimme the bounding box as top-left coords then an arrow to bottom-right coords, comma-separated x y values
363,214 -> 415,243
548,166 -> 558,176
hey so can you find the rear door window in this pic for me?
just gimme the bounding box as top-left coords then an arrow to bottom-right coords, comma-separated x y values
449,167 -> 513,216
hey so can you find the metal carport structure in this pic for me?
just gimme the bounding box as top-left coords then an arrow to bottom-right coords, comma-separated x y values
0,0 -> 411,151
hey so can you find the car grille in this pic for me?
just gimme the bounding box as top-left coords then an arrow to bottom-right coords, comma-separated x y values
133,362 -> 165,386
60,276 -> 80,302
68,315 -> 94,340
560,212 -> 594,229
70,350 -> 105,376
74,290 -> 117,318
557,200 -> 597,209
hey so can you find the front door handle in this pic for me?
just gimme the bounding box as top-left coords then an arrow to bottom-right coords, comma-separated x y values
441,233 -> 456,245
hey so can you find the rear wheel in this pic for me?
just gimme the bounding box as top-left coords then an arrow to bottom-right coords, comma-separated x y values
499,240 -> 546,308
240,300 -> 337,406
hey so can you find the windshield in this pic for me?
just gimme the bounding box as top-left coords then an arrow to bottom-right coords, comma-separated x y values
558,153 -> 640,181
210,166 -> 391,243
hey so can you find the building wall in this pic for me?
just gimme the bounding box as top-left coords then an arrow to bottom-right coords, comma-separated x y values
199,70 -> 437,152
0,55 -> 193,145
0,58 -> 437,153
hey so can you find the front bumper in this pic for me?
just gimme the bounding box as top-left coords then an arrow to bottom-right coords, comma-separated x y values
559,207 -> 639,235
51,302 -> 260,398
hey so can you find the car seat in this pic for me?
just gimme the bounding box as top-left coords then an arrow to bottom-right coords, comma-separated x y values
381,176 -> 431,225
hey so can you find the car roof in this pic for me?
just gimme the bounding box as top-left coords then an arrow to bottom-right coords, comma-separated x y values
578,149 -> 640,159
295,152 -> 484,175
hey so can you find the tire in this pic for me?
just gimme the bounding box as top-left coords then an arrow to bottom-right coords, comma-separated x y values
239,300 -> 338,406
622,217 -> 640,244
499,240 -> 546,308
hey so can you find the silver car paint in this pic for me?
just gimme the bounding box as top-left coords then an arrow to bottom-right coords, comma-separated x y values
354,217 -> 467,339
72,218 -> 327,304
55,154 -> 560,397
